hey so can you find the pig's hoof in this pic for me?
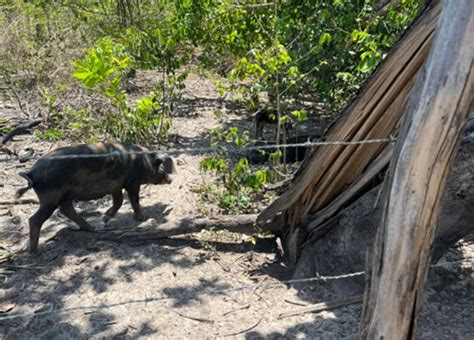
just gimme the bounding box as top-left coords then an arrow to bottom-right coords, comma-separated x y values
102,215 -> 112,223
135,214 -> 148,222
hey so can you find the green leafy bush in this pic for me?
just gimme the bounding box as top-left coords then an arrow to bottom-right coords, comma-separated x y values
71,38 -> 172,144
183,0 -> 423,111
2,0 -> 423,145
199,127 -> 275,213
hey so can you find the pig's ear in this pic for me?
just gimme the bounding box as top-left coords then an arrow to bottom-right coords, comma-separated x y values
157,155 -> 175,174
154,157 -> 164,172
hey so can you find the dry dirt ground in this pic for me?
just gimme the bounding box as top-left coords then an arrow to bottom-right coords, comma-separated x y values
0,71 -> 473,339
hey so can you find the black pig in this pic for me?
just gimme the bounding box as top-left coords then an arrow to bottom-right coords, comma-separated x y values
16,143 -> 175,253
254,108 -> 293,139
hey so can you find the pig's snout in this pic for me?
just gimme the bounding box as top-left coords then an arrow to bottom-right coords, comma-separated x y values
164,173 -> 173,184
154,171 -> 173,184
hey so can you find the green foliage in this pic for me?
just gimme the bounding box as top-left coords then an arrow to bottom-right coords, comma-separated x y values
199,127 -> 275,213
181,0 -> 423,111
37,87 -> 97,142
67,0 -> 196,144
73,38 -> 130,109
0,118 -> 13,134
36,128 -> 63,142
0,0 -> 97,86
2,1 -> 193,144
2,0 -> 423,100
71,38 -> 173,144
291,110 -> 308,122
228,42 -> 303,109
73,38 -> 131,90
2,0 -> 423,144
279,0 -> 423,109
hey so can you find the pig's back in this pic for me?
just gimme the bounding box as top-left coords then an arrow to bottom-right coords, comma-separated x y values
27,143 -> 140,197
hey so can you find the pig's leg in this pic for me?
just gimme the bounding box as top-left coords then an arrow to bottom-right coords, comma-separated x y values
59,200 -> 94,231
29,204 -> 57,253
103,190 -> 123,223
126,184 -> 147,221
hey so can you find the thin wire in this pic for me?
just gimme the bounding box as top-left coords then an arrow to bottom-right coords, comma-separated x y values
0,271 -> 364,322
0,257 -> 470,321
0,137 -> 396,163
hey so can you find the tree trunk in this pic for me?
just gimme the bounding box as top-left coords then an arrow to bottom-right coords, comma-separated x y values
292,128 -> 473,298
256,0 -> 473,306
360,1 -> 473,338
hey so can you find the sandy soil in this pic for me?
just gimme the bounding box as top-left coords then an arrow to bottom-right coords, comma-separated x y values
0,71 -> 472,339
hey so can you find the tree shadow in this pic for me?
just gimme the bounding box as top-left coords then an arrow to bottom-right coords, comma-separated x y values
164,92 -> 334,161
3,82 -> 469,339
174,96 -> 246,118
0,198 -> 287,339
2,200 -> 470,339
245,305 -> 362,339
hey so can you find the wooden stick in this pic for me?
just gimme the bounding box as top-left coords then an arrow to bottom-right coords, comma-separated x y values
164,307 -> 214,324
223,318 -> 262,337
278,295 -> 363,319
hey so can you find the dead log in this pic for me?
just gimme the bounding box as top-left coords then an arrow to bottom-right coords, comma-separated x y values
77,214 -> 284,243
360,1 -> 473,338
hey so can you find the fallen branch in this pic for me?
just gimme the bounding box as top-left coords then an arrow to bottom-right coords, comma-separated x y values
0,145 -> 16,156
165,307 -> 214,324
0,252 -> 18,264
223,318 -> 262,337
277,295 -> 363,319
264,177 -> 293,194
0,210 -> 11,217
1,119 -> 42,145
59,214 -> 283,243
284,299 -> 308,307
222,303 -> 250,316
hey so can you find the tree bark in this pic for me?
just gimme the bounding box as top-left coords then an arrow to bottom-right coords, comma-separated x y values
292,132 -> 473,298
360,1 -> 473,338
